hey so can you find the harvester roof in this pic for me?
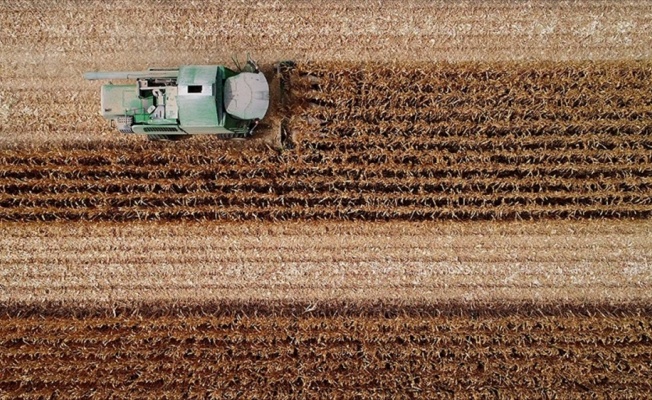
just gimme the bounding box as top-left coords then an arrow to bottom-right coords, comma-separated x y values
177,65 -> 221,130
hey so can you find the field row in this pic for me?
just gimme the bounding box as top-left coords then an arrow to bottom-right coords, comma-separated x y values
3,175 -> 649,195
1,302 -> 650,398
2,219 -> 649,303
3,205 -> 650,222
1,165 -> 649,220
3,147 -> 650,169
1,61 -> 651,221
292,63 -> 652,133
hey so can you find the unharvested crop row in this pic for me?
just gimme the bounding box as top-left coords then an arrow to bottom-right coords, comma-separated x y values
2,133 -> 649,167
4,204 -> 649,222
298,65 -> 651,121
293,62 -> 652,153
1,61 -> 650,221
336,104 -> 652,124
3,145 -> 649,172
1,172 -> 649,221
1,160 -> 649,181
3,174 -> 648,196
3,140 -> 649,169
289,61 -> 652,220
1,154 -> 649,220
1,306 -> 651,398
306,133 -> 651,156
305,87 -> 652,122
306,119 -> 651,141
299,62 -> 652,94
4,188 -> 649,207
0,147 -> 278,167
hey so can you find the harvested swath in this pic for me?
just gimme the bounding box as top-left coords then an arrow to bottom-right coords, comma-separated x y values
1,301 -> 651,399
1,61 -> 651,221
2,220 -> 650,305
4,1 -> 651,69
3,1 -> 652,145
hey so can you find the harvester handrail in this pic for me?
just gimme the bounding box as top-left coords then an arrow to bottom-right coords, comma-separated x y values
84,70 -> 179,81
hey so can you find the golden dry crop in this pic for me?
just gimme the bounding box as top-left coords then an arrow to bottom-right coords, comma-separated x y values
2,61 -> 651,221
1,302 -> 651,399
2,0 -> 652,398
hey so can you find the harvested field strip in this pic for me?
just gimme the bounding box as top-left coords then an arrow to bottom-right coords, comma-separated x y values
3,246 -> 649,263
1,221 -> 649,304
1,302 -> 651,398
3,0 -> 651,78
2,61 -> 651,221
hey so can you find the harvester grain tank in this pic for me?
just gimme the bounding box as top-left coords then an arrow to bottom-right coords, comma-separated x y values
84,60 -> 269,140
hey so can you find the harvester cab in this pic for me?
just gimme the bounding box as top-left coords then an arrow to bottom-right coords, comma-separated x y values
84,61 -> 270,140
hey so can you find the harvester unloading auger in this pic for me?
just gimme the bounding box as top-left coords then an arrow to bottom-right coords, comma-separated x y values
84,58 -> 295,142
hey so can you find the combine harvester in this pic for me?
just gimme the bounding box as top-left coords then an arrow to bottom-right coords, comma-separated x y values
84,58 -> 294,141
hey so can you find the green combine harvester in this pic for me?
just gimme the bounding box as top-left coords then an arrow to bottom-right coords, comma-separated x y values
84,59 -> 271,140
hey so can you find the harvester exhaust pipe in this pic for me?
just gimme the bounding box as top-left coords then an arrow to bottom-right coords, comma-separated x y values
231,54 -> 260,73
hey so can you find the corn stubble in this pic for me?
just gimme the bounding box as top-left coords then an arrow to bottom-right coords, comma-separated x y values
1,61 -> 651,221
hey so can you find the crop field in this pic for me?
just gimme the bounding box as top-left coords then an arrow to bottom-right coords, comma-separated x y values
2,302 -> 651,399
2,62 -> 652,222
2,221 -> 650,305
2,0 -> 652,397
